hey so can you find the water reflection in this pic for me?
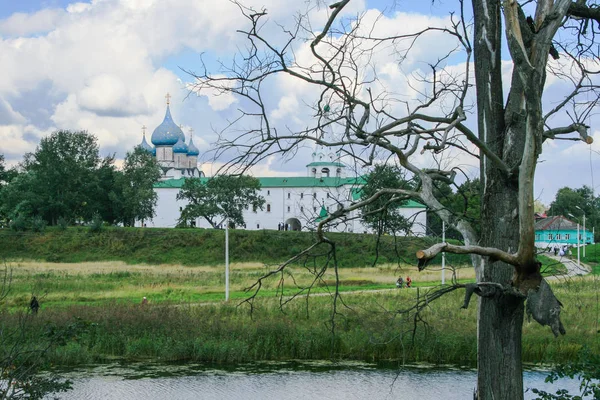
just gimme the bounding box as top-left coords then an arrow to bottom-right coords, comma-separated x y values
50,361 -> 579,400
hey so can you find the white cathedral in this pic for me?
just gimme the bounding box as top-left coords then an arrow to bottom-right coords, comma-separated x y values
136,97 -> 427,234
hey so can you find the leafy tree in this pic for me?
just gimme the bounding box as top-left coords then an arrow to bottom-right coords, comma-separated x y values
548,186 -> 599,241
0,155 -> 19,226
530,349 -> 600,399
111,147 -> 162,226
359,164 -> 414,235
177,175 -> 265,228
191,1 -> 600,398
21,130 -> 109,225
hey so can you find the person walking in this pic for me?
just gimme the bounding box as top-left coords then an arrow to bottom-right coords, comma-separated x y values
396,277 -> 404,289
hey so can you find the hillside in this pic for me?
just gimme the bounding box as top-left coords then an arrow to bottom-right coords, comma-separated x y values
0,227 -> 470,267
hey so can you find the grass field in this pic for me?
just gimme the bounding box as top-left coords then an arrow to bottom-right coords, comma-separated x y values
0,227 -> 592,369
1,270 -> 597,368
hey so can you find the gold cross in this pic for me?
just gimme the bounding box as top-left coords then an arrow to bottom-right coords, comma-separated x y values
165,93 -> 171,105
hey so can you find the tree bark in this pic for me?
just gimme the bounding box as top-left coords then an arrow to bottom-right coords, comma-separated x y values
472,1 -> 526,399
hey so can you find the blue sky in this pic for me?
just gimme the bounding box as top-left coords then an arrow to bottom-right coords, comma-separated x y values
0,0 -> 598,204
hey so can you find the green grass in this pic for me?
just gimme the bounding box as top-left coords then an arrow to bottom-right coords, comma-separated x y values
0,227 -> 473,268
3,277 -> 598,368
580,243 -> 600,272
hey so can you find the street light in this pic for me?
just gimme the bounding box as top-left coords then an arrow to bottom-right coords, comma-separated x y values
568,213 -> 581,268
575,206 -> 586,258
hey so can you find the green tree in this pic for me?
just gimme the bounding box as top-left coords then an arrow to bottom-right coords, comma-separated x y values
177,175 -> 265,228
112,147 -> 162,226
426,179 -> 482,240
359,164 -> 414,234
548,186 -> 599,241
21,131 -> 110,225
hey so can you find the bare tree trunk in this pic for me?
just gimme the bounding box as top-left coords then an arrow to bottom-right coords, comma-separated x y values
478,185 -> 524,400
472,2 -> 525,398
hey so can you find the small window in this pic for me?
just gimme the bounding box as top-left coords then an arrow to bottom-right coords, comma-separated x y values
565,234 -> 570,240
287,193 -> 291,199
556,234 -> 561,240
313,207 -> 317,212
311,168 -> 317,176
322,167 -> 330,177
179,207 -> 183,211
548,233 -> 553,240
300,193 -> 304,199
267,204 -> 271,212
313,193 -> 317,199
287,206 -> 291,212
267,190 -> 270,195
257,224 -> 260,229
300,207 -> 304,212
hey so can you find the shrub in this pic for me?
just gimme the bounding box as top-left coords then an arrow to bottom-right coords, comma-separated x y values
57,217 -> 69,231
88,213 -> 103,233
30,216 -> 47,233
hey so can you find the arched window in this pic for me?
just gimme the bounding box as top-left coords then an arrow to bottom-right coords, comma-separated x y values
322,168 -> 330,177
267,204 -> 271,212
287,193 -> 291,199
311,168 -> 317,177
336,168 -> 342,177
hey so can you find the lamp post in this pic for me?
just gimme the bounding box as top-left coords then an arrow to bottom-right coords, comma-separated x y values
575,206 -> 586,258
225,217 -> 230,301
568,213 -> 581,268
442,221 -> 446,285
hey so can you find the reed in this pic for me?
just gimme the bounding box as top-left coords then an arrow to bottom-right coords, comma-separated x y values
4,277 -> 597,368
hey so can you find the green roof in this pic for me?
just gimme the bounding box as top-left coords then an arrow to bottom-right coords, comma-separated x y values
314,205 -> 329,222
305,162 -> 346,168
154,176 -> 363,189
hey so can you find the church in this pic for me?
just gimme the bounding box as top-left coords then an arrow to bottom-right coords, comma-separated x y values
136,96 -> 427,234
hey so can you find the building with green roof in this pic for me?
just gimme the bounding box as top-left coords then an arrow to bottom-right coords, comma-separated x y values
142,100 -> 427,234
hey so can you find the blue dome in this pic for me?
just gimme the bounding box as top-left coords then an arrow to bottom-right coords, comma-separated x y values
151,105 -> 185,146
187,137 -> 199,156
173,137 -> 188,153
137,135 -> 154,153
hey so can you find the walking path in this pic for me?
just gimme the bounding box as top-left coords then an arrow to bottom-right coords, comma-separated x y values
544,252 -> 591,277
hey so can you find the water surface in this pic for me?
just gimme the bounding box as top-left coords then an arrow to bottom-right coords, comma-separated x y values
52,361 -> 581,400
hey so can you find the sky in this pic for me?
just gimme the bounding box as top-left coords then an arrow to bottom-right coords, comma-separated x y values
0,0 -> 599,205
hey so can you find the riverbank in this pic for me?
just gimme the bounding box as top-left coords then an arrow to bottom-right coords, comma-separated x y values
4,276 -> 598,368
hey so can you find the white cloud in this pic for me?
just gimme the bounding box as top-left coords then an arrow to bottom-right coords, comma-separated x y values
0,9 -> 66,37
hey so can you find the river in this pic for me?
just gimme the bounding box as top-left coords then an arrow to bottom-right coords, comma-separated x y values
50,361 -> 581,399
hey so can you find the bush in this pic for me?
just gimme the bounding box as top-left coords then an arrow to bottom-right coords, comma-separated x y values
57,217 -> 69,231
88,213 -> 103,233
9,214 -> 29,231
30,216 -> 47,233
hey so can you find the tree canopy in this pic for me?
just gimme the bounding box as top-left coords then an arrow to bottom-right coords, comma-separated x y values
548,186 -> 599,240
111,147 -> 162,227
359,164 -> 414,235
177,175 -> 265,228
0,131 -> 161,228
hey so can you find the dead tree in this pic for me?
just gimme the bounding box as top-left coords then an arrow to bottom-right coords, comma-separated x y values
187,1 -> 600,399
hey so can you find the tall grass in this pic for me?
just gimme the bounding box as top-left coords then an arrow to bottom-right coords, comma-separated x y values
4,277 -> 598,368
